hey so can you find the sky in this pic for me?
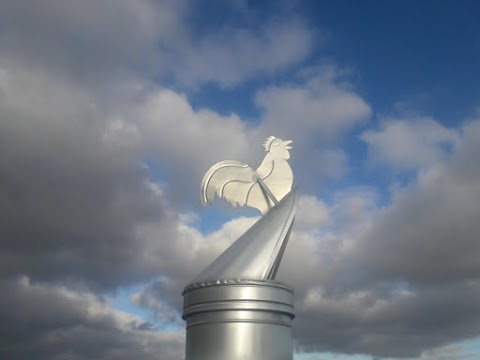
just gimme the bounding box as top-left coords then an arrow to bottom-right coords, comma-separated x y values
1,1 -> 480,359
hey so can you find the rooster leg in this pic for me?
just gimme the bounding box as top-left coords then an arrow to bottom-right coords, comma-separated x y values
256,176 -> 279,205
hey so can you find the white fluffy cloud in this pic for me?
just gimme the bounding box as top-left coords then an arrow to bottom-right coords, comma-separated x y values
361,117 -> 460,170
117,66 -> 370,203
256,66 -> 371,142
0,0 -> 312,91
127,88 -> 257,204
253,66 -> 371,187
352,120 -> 480,285
174,19 -> 313,87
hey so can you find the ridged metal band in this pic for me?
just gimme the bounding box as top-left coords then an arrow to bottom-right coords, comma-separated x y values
183,278 -> 293,293
182,279 -> 295,322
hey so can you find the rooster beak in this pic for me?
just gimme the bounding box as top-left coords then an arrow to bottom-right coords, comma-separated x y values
284,140 -> 292,149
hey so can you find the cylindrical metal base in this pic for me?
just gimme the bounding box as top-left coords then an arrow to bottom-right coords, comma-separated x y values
182,279 -> 295,360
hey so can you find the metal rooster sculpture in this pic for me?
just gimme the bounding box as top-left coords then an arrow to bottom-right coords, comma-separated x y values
185,137 -> 299,360
201,136 -> 293,214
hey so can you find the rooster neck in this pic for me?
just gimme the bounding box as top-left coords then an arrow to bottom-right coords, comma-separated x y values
256,152 -> 291,178
256,152 -> 275,178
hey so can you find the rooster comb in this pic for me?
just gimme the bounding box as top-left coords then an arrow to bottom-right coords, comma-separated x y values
263,136 -> 277,151
263,136 -> 293,151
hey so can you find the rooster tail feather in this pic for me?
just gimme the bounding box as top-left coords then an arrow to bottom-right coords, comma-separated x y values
200,160 -> 254,207
200,163 -> 219,205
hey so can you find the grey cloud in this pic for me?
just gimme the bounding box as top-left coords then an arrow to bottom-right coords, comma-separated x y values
256,66 -> 371,142
0,62 -> 195,358
120,118 -> 480,359
416,344 -> 477,360
353,120 -> 480,285
132,216 -> 260,318
0,0 -> 356,206
2,0 -> 480,358
128,66 -> 371,206
174,18 -> 313,88
294,281 -> 480,358
0,0 -> 312,90
129,88 -> 260,207
0,277 -> 184,360
0,65 -> 183,290
131,277 -> 183,326
361,117 -> 460,170
0,0 -> 181,90
255,66 -> 371,192
288,120 -> 480,357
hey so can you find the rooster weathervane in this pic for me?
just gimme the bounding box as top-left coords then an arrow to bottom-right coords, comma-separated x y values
201,136 -> 293,214
193,135 -> 298,283
185,136 -> 300,360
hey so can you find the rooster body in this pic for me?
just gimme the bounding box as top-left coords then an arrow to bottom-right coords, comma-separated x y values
201,136 -> 293,214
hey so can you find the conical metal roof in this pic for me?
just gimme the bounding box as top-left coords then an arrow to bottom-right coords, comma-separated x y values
191,188 -> 299,284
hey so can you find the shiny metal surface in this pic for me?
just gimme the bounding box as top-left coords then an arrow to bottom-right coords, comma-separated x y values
183,135 -> 298,360
201,136 -> 293,214
191,188 -> 298,283
183,280 -> 295,360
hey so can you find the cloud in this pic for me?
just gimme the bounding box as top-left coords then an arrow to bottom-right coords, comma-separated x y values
254,66 -> 371,188
132,215 -> 259,313
0,65 -> 182,289
0,0 -> 363,199
174,19 -> 313,88
0,59 -> 257,290
128,88 -> 258,206
0,0 -> 311,91
295,281 -> 480,358
0,36 -> 261,359
1,0 -> 480,359
416,344 -> 477,360
3,53 -> 479,358
353,120 -> 480,285
296,195 -> 332,229
130,113 -> 480,358
0,2 -> 202,356
0,0 -> 181,90
256,66 -> 371,142
361,117 -> 460,171
143,114 -> 477,358
131,276 -> 183,326
289,119 -> 480,357
0,276 -> 184,360
128,76 -> 364,204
